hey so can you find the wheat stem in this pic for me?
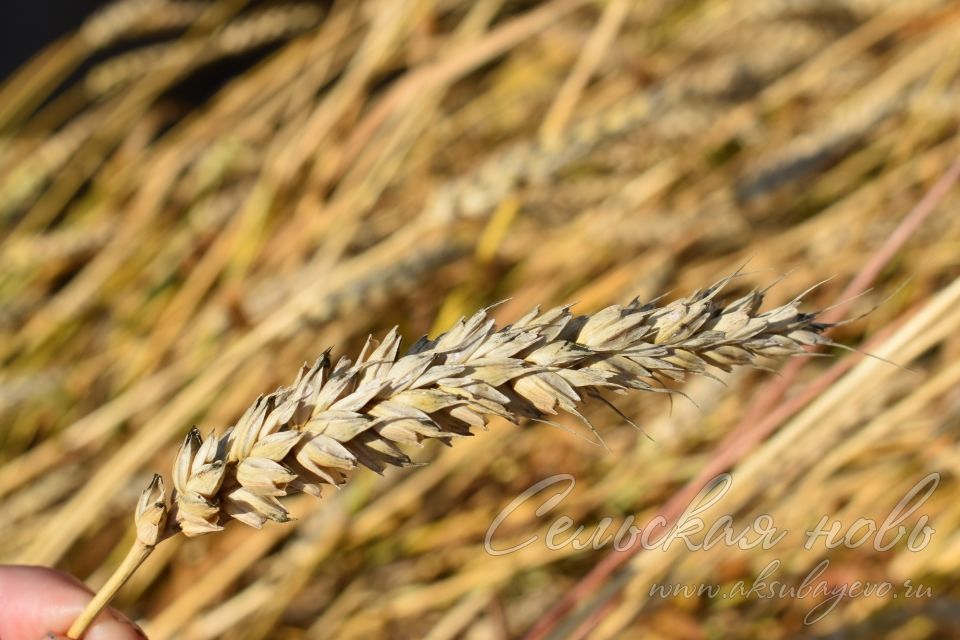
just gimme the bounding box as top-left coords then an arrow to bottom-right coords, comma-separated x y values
67,540 -> 154,639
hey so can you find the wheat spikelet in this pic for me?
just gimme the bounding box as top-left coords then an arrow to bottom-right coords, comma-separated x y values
0,109 -> 103,218
85,4 -> 321,95
66,274 -> 833,637
737,25 -> 953,200
130,1 -> 210,37
216,4 -> 322,55
427,95 -> 651,222
81,0 -> 166,48
167,277 -> 829,535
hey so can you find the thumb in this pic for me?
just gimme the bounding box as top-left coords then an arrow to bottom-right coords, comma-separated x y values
0,565 -> 146,640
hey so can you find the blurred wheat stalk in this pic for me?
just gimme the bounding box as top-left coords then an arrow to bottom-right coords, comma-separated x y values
2,0 -> 960,638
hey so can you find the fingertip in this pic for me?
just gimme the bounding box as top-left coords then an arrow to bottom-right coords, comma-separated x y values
83,614 -> 148,640
0,565 -> 147,640
39,617 -> 148,640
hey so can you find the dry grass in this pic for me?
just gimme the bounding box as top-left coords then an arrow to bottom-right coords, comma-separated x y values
2,0 -> 960,638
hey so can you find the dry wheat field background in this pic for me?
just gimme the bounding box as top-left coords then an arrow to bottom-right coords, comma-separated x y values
1,0 -> 960,638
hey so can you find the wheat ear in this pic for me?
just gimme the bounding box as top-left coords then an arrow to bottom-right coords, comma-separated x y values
66,276 -> 832,638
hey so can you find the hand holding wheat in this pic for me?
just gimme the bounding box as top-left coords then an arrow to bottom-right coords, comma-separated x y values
66,276 -> 833,638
